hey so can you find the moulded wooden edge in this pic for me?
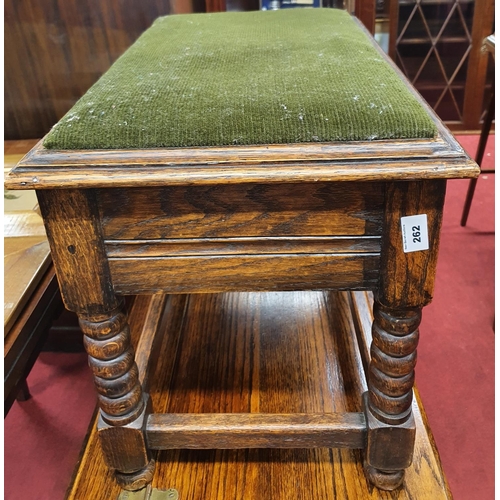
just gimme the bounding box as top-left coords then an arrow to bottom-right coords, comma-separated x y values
5,17 -> 479,190
10,135 -> 462,168
6,154 -> 479,189
104,236 -> 382,258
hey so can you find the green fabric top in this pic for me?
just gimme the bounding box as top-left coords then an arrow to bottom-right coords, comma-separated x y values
43,9 -> 437,150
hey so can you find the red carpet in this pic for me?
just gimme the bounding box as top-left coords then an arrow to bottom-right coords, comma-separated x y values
418,134 -> 495,500
4,135 -> 494,500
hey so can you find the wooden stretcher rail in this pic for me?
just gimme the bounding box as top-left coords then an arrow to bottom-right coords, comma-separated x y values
146,413 -> 367,449
66,290 -> 454,499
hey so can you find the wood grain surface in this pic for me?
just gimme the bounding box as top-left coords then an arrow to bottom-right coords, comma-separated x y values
5,0 -> 203,141
6,141 -> 478,190
4,211 -> 51,332
134,294 -> 170,393
377,180 -> 446,308
147,412 -> 367,449
67,291 -> 452,499
109,253 -> 379,294
99,181 -> 383,295
36,189 -> 118,317
98,183 -> 384,240
5,139 -> 40,156
4,211 -> 46,238
4,141 -> 63,414
4,265 -> 61,415
462,0 -> 495,130
105,236 -> 382,258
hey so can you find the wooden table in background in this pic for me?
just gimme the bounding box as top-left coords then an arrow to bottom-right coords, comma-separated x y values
4,139 -> 64,414
4,210 -> 62,414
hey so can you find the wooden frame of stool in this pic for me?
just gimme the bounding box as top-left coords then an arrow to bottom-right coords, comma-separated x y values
6,29 -> 479,493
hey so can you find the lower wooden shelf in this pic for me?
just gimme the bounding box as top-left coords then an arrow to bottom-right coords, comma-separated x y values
67,291 -> 452,500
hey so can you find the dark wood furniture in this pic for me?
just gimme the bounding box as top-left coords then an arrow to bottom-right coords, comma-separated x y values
6,16 -> 478,495
66,291 -> 453,499
4,0 -> 205,141
389,0 -> 494,130
4,265 -> 61,415
4,211 -> 63,415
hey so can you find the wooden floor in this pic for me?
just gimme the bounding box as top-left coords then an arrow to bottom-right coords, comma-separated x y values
67,291 -> 452,500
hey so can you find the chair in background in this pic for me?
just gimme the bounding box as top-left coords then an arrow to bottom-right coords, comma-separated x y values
461,34 -> 495,227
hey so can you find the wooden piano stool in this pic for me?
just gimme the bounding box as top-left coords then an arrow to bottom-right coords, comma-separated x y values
6,8 -> 478,495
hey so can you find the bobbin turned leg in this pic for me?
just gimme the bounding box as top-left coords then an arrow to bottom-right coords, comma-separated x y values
363,303 -> 420,490
79,306 -> 155,490
364,180 -> 446,490
37,189 -> 154,491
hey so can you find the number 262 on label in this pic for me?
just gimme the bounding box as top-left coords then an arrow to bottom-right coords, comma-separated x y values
400,214 -> 429,253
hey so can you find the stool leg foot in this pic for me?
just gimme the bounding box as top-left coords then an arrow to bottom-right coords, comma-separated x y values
363,302 -> 420,490
115,459 -> 156,491
363,460 -> 405,491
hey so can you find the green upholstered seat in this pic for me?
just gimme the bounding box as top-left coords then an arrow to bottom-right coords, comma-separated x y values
43,9 -> 437,150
